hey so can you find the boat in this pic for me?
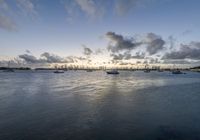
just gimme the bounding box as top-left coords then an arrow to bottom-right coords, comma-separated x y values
172,70 -> 183,74
106,70 -> 119,75
54,70 -> 64,73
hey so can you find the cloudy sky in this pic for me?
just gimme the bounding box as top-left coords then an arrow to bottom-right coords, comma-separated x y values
0,0 -> 200,67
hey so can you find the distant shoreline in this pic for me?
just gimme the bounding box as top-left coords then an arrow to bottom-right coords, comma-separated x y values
0,66 -> 199,72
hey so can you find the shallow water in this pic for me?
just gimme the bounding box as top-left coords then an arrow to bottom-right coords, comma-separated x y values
0,71 -> 200,140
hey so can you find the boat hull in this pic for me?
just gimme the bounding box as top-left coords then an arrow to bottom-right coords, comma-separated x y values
172,70 -> 185,74
54,71 -> 64,74
106,71 -> 119,74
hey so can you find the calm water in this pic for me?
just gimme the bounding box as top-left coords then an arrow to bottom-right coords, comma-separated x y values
0,71 -> 200,140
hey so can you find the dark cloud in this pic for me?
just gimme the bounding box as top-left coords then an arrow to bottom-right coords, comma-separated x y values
123,52 -> 133,60
145,33 -> 165,55
82,45 -> 93,56
41,52 -> 64,63
106,32 -> 141,53
64,56 -> 87,63
162,60 -> 192,64
111,53 -> 124,60
111,51 -> 145,60
132,52 -> 145,59
162,42 -> 200,60
147,39 -> 165,55
106,31 -> 166,61
19,54 -> 39,63
18,52 -> 81,65
105,31 -> 164,62
106,32 -> 165,56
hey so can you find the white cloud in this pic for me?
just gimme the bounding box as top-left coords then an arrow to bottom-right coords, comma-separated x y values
0,0 -> 9,11
0,0 -> 38,31
75,0 -> 97,18
63,0 -> 105,21
16,0 -> 37,16
0,0 -> 16,31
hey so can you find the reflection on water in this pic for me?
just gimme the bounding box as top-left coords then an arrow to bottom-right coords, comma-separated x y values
0,71 -> 200,140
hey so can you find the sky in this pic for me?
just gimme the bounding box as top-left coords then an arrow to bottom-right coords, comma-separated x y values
0,0 -> 200,68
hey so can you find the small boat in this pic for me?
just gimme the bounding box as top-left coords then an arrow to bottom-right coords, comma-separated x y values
106,70 -> 119,75
54,70 -> 64,73
172,70 -> 183,74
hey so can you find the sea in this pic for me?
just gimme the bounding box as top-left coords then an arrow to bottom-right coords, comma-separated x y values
0,70 -> 200,140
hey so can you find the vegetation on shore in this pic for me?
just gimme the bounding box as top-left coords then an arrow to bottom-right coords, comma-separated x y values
0,67 -> 31,70
0,66 -> 199,72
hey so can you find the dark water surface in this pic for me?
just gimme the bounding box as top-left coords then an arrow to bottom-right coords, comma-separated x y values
0,71 -> 200,140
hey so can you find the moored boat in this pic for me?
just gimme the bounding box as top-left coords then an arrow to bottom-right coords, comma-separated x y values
106,70 -> 119,74
54,70 -> 64,73
172,70 -> 183,74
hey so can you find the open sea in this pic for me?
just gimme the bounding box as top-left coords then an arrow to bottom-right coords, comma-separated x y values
0,70 -> 200,140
